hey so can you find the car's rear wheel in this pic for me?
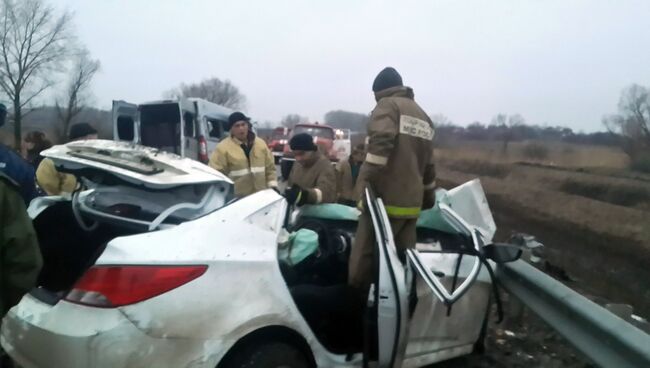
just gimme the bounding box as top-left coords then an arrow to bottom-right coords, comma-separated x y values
220,342 -> 311,368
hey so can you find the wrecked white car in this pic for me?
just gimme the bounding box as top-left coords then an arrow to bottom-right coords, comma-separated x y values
1,140 -> 520,368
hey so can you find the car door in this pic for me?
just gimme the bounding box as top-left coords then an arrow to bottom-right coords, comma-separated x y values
112,100 -> 139,143
364,188 -> 410,368
403,204 -> 489,361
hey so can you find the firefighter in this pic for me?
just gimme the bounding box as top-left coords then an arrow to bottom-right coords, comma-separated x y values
336,144 -> 365,206
209,112 -> 277,197
348,67 -> 436,293
285,133 -> 336,206
36,123 -> 98,196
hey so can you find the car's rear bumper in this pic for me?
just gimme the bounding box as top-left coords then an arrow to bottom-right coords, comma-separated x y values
1,294 -> 220,368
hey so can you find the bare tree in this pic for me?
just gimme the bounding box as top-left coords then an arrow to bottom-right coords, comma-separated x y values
165,77 -> 246,110
490,113 -> 507,127
55,48 -> 100,141
0,0 -> 72,148
491,113 -> 525,152
280,114 -> 308,128
429,113 -> 452,128
603,84 -> 650,167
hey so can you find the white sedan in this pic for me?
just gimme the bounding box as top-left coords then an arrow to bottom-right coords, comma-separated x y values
1,140 -> 519,368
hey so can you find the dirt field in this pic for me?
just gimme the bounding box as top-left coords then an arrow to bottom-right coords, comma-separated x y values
437,140 -> 650,316
430,140 -> 649,367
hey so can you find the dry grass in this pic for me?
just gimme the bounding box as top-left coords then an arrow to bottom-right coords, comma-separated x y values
436,139 -> 650,255
437,140 -> 629,169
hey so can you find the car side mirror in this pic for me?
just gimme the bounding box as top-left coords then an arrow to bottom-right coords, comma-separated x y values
484,243 -> 522,263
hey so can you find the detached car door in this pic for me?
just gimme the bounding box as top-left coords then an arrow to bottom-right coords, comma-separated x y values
365,188 -> 410,368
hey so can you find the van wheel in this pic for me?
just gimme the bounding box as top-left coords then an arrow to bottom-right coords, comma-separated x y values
220,342 -> 311,368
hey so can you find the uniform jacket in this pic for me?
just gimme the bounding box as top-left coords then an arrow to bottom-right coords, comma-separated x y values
209,132 -> 277,197
288,151 -> 337,205
356,86 -> 436,218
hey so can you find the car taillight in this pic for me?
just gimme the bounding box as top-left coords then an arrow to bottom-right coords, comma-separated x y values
65,265 -> 207,308
198,136 -> 209,163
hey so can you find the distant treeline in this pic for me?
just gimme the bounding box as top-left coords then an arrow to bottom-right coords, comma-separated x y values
434,122 -> 620,146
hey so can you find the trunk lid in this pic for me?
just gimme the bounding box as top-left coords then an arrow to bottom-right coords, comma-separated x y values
41,139 -> 231,189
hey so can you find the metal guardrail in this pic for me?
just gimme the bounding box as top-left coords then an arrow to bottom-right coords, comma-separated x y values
497,260 -> 650,368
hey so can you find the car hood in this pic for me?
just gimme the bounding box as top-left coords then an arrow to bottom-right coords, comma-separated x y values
41,139 -> 232,189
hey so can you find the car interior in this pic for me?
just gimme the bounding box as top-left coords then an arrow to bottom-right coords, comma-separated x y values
278,203 -> 476,355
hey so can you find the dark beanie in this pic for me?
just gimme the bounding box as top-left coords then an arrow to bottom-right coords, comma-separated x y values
227,111 -> 250,131
289,133 -> 317,151
69,122 -> 97,140
372,67 -> 403,92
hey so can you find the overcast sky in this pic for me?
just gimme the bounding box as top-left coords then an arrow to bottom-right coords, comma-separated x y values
52,0 -> 650,132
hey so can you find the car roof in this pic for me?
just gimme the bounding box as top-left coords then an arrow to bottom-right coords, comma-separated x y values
41,139 -> 232,189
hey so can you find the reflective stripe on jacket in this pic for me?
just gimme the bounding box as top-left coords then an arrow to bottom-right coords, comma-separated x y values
288,151 -> 337,205
209,134 -> 277,197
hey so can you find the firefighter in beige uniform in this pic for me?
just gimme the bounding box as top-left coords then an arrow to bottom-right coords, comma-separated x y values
285,133 -> 337,206
348,67 -> 436,293
209,112 -> 277,197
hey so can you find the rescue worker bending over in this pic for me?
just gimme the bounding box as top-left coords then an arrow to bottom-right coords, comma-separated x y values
36,123 -> 98,196
209,112 -> 277,197
285,133 -> 337,206
336,144 -> 365,206
348,67 -> 436,293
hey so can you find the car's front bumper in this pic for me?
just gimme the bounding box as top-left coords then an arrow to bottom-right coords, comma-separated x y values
1,294 -> 221,368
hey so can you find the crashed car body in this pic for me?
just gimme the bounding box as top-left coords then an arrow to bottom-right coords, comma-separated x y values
1,140 -> 507,368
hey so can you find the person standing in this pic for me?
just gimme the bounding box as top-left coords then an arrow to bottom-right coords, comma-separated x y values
209,112 -> 277,197
0,103 -> 38,205
348,67 -> 436,293
35,122 -> 98,196
336,144 -> 365,206
285,133 -> 337,206
23,131 -> 52,169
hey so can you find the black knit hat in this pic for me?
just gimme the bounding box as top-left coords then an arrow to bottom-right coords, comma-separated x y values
69,122 -> 97,141
372,67 -> 403,92
227,112 -> 250,131
289,133 -> 317,151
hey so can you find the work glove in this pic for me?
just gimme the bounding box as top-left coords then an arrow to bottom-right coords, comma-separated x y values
285,184 -> 309,206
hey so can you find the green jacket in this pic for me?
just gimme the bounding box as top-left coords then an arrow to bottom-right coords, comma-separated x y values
0,173 -> 42,317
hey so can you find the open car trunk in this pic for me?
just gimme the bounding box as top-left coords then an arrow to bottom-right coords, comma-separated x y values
33,201 -> 138,294
30,140 -> 233,302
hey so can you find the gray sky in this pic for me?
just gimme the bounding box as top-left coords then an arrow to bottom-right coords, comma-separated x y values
53,0 -> 650,132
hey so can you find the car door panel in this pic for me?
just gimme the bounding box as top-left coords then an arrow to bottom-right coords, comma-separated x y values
365,188 -> 410,368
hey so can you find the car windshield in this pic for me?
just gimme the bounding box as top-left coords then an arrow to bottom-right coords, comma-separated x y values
293,126 -> 334,139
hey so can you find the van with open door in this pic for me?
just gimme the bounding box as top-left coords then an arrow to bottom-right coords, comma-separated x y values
112,98 -> 235,164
